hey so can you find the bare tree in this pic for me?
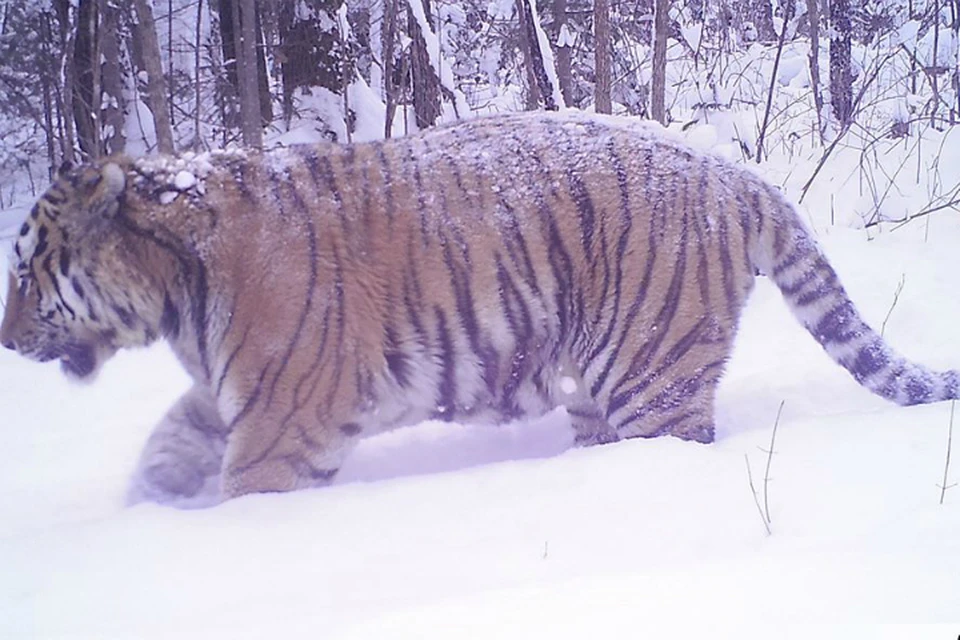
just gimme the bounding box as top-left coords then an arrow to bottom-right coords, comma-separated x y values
236,0 -> 263,147
193,0 -> 204,150
38,11 -> 59,171
73,0 -> 99,158
517,0 -> 559,110
133,0 -> 175,153
53,0 -> 77,164
594,0 -> 611,113
829,0 -> 853,128
756,0 -> 795,161
808,0 -> 825,140
408,0 -> 441,129
650,0 -> 668,124
552,0 -> 573,106
99,0 -> 126,156
382,0 -> 399,136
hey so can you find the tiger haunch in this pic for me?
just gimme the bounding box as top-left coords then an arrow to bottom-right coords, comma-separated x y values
2,111 -> 956,503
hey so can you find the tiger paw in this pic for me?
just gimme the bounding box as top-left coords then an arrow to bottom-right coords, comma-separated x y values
127,450 -> 222,508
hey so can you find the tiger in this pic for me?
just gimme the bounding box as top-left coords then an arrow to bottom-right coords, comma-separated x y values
2,111 -> 957,505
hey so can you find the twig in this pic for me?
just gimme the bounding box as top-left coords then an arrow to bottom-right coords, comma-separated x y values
886,195 -> 960,232
756,2 -> 796,164
880,274 -> 906,338
745,454 -> 771,536
799,50 -> 898,203
939,401 -> 956,505
762,400 -> 784,524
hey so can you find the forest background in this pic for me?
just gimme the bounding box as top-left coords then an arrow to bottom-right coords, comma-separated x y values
0,0 -> 957,230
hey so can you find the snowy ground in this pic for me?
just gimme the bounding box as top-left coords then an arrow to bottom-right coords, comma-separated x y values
2,156 -> 960,636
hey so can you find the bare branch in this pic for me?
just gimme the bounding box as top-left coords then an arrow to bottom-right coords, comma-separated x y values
880,275 -> 906,338
745,453 -> 771,536
762,400 -> 784,524
939,401 -> 955,505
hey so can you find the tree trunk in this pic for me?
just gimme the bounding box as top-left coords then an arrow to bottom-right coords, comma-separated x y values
553,0 -> 573,107
194,0 -> 204,149
518,0 -> 542,109
73,0 -> 100,158
167,0 -> 174,132
279,0 -> 348,137
254,6 -> 273,125
931,0 -> 941,125
650,0 -> 668,124
236,0 -> 263,147
408,0 -> 440,129
594,0 -> 611,113
808,0 -> 825,140
753,0 -> 776,41
383,0 -> 398,136
216,0 -> 240,133
133,0 -> 175,153
53,0 -> 77,164
829,0 -> 853,128
516,0 -> 559,110
38,10 -> 59,173
99,0 -> 127,156
953,0 -> 960,123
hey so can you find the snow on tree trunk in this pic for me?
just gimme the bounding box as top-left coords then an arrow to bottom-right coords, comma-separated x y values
516,0 -> 563,110
132,0 -> 175,154
278,0 -> 349,134
404,0 -> 470,121
99,0 -> 127,156
408,0 -> 442,128
54,0 -> 78,164
552,0 -> 574,107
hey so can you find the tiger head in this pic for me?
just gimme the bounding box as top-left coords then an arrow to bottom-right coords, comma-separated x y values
1,160 -> 160,382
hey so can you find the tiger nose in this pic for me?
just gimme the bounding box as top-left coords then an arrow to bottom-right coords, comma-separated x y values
1,338 -> 15,351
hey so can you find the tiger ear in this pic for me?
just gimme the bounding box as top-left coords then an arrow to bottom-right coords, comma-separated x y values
57,160 -> 74,177
84,163 -> 126,220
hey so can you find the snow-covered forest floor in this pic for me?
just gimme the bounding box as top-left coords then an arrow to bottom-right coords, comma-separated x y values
1,114 -> 960,637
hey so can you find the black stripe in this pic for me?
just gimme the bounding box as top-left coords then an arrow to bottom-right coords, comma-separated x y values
115,211 -> 211,377
433,306 -> 456,418
228,359 -> 271,429
42,253 -> 76,320
216,324 -> 251,397
264,215 -> 319,408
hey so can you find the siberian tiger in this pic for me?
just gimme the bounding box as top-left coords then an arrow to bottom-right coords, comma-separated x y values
2,112 -> 957,505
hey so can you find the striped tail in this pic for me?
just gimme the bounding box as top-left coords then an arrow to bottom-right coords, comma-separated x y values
756,197 -> 960,406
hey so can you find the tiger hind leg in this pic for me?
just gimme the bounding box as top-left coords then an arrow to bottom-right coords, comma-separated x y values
606,372 -> 720,444
127,384 -> 229,507
545,358 -> 620,446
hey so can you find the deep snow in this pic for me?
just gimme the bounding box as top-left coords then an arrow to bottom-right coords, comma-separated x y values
1,131 -> 960,637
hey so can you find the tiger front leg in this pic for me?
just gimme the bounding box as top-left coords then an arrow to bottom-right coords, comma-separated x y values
127,384 -> 229,507
220,407 -> 361,499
